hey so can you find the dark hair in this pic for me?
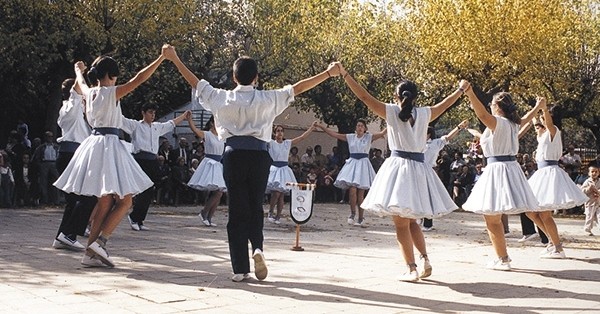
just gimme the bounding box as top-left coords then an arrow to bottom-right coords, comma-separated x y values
87,56 -> 119,86
273,124 -> 284,134
427,126 -> 436,139
233,56 -> 258,85
356,119 -> 368,131
395,80 -> 418,122
203,116 -> 215,131
492,92 -> 521,125
141,103 -> 159,112
61,78 -> 75,100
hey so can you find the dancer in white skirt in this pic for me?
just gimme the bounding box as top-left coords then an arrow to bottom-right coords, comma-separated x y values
462,88 -> 543,271
338,62 -> 466,281
266,123 -> 316,224
54,47 -> 168,267
316,120 -> 386,227
187,116 -> 226,227
523,97 -> 587,258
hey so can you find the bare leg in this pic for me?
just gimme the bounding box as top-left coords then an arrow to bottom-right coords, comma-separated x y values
392,216 -> 417,271
484,214 -> 509,259
268,191 -> 281,217
527,211 -> 562,251
99,195 -> 132,238
348,187 -> 357,218
275,192 -> 284,219
205,191 -> 223,221
357,189 -> 365,221
87,196 -> 113,246
409,219 -> 427,256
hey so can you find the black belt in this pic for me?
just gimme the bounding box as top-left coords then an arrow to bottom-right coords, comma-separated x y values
537,160 -> 559,168
58,141 -> 80,153
487,155 -> 516,163
92,127 -> 120,136
133,151 -> 157,160
205,154 -> 222,162
391,150 -> 424,163
272,161 -> 288,167
225,136 -> 268,151
349,153 -> 368,159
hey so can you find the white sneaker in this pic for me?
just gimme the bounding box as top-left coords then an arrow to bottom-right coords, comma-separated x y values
487,258 -> 512,271
231,273 -> 250,282
540,244 -> 554,256
81,254 -> 106,267
267,215 -> 276,223
517,233 -> 539,243
347,216 -> 355,225
252,249 -> 268,281
128,215 -> 140,231
87,242 -> 114,267
398,270 -> 419,282
209,222 -> 218,227
540,250 -> 566,259
84,226 -> 90,237
354,218 -> 366,228
52,239 -> 69,249
274,218 -> 281,225
55,232 -> 85,251
138,224 -> 150,231
421,227 -> 434,232
420,260 -> 432,278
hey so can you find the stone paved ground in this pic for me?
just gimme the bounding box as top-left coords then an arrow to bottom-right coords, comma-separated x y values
0,203 -> 599,313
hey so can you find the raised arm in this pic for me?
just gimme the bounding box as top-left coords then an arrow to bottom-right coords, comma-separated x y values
172,110 -> 191,126
446,119 -> 469,141
464,84 -> 497,130
115,45 -> 168,100
518,120 -> 533,139
315,123 -> 347,141
291,121 -> 317,145
539,97 -> 557,139
430,80 -> 470,121
519,97 -> 544,129
371,128 -> 387,142
165,45 -> 200,88
74,62 -> 91,96
186,113 -> 204,139
338,63 -> 386,118
292,62 -> 339,96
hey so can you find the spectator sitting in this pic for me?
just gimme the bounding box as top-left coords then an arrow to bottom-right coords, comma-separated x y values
313,145 -> 328,169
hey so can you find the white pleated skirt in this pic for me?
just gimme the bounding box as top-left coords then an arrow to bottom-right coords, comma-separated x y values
53,134 -> 153,198
361,156 -> 457,219
463,161 -> 540,214
266,165 -> 297,194
334,158 -> 376,190
528,165 -> 587,210
188,158 -> 226,191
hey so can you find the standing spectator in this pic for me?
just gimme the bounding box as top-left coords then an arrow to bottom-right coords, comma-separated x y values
158,138 -> 171,164
171,156 -> 191,205
17,120 -> 31,149
13,153 -> 32,207
561,145 -> 582,181
301,146 -> 315,175
0,151 -> 15,208
169,136 -> 191,167
155,155 -> 171,205
167,45 -> 337,282
316,120 -> 386,227
33,131 -> 60,205
370,148 -> 385,173
581,163 -> 600,236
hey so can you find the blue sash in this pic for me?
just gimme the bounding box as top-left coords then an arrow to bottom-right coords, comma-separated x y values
487,155 -> 516,163
92,127 -> 120,136
225,136 -> 268,151
349,153 -> 368,159
391,150 -> 424,163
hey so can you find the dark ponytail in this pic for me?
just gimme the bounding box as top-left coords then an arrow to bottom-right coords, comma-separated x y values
88,56 -> 119,86
493,92 -> 521,125
395,80 -> 418,122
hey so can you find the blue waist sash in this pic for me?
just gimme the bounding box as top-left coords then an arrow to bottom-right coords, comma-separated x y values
487,155 -> 516,163
349,153 -> 368,159
58,141 -> 80,153
272,161 -> 288,167
391,150 -> 424,163
205,154 -> 222,162
225,136 -> 268,151
133,151 -> 157,160
92,127 -> 120,136
537,160 -> 559,168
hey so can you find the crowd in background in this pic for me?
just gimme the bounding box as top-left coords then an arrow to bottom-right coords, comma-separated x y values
0,121 -> 595,213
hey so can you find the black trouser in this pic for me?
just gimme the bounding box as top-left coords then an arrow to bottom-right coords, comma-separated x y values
130,157 -> 159,224
222,149 -> 271,274
55,151 -> 97,238
520,213 -> 549,243
423,218 -> 433,228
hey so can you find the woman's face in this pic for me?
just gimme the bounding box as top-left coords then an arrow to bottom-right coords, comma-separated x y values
274,126 -> 284,140
355,122 -> 366,135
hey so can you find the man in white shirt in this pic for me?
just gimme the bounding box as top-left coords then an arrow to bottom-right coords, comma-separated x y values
560,144 -> 582,180
53,78 -> 97,251
121,104 -> 189,231
166,45 -> 339,282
